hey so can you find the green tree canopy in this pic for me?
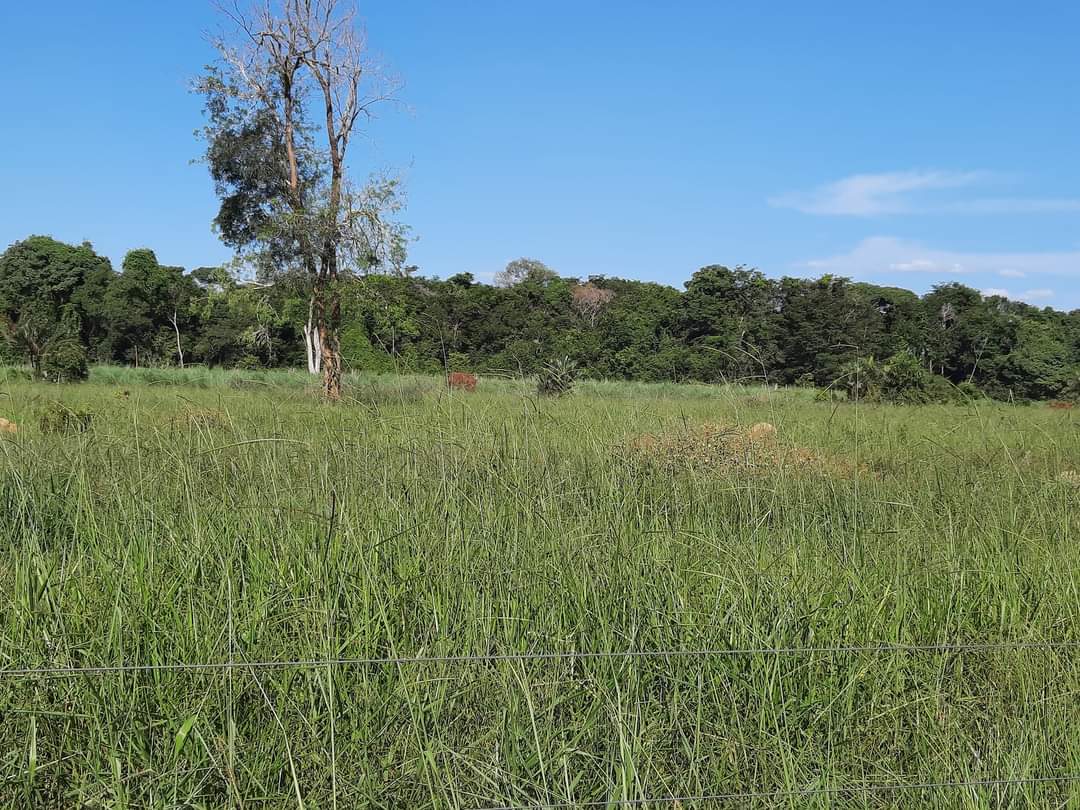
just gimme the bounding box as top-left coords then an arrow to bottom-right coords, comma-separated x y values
102,249 -> 197,365
0,236 -> 113,372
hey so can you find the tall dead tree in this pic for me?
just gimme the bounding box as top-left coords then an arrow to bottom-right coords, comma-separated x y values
570,282 -> 616,327
198,0 -> 405,399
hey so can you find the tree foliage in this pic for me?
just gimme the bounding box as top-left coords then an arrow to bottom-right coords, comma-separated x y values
2,235 -> 1079,401
196,0 -> 407,399
0,236 -> 111,374
494,258 -> 558,288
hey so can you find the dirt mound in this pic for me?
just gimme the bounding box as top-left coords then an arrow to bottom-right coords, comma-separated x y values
448,371 -> 478,392
748,422 -> 777,441
623,421 -> 858,477
0,418 -> 16,435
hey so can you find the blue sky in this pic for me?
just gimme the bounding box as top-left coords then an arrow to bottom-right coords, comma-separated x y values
2,1 -> 1078,309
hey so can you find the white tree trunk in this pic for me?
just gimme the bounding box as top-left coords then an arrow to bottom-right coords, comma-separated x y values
303,318 -> 322,375
169,310 -> 184,369
302,293 -> 322,375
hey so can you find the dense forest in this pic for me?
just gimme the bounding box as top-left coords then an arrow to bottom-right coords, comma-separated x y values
2,234 -> 1078,402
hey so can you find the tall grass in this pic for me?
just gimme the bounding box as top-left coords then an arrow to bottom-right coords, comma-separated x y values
0,370 -> 1077,807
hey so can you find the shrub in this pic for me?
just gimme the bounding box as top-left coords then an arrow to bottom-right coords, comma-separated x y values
446,352 -> 471,373
951,380 -> 981,402
40,338 -> 89,383
234,354 -> 265,371
537,356 -> 577,398
835,353 -> 963,405
0,339 -> 20,366
339,323 -> 395,373
1062,374 -> 1080,403
0,367 -> 33,383
923,376 -> 958,404
39,401 -> 93,435
880,351 -> 933,404
838,357 -> 882,402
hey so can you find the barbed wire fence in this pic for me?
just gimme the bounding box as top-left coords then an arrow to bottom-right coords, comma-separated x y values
5,374 -> 1079,804
2,638 -> 1079,678
473,775 -> 1080,810
4,640 -> 1078,806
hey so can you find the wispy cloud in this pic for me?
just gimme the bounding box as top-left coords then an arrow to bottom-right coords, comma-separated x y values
770,170 -> 1080,216
800,236 -> 1079,306
942,198 -> 1080,214
770,171 -> 984,215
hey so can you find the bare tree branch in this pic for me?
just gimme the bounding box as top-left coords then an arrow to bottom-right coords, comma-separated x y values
200,0 -> 405,399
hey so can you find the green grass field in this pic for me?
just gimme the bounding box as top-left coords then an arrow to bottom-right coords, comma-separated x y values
0,367 -> 1077,808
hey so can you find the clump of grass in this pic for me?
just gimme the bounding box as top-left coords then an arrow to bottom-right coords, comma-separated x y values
89,364 -> 314,389
169,407 -> 232,431
740,393 -> 773,407
227,374 -> 274,390
38,401 -> 93,435
351,378 -> 436,411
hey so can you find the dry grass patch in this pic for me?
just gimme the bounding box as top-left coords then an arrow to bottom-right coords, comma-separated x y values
1058,470 -> 1080,487
623,421 -> 860,477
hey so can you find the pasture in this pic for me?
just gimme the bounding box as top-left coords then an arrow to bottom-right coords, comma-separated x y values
0,368 -> 1077,808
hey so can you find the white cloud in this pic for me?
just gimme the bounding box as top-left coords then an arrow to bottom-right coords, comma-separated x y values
801,237 -> 973,275
770,170 -> 1080,216
889,259 -> 936,271
800,237 -> 1080,293
983,288 -> 1011,298
769,170 -> 986,216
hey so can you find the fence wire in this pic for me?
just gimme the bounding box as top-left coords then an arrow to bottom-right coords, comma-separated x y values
4,641 -> 1077,803
2,639 -> 1077,678
474,774 -> 1080,809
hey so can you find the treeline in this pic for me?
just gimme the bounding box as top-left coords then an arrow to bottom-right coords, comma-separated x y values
2,235 -> 1079,401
